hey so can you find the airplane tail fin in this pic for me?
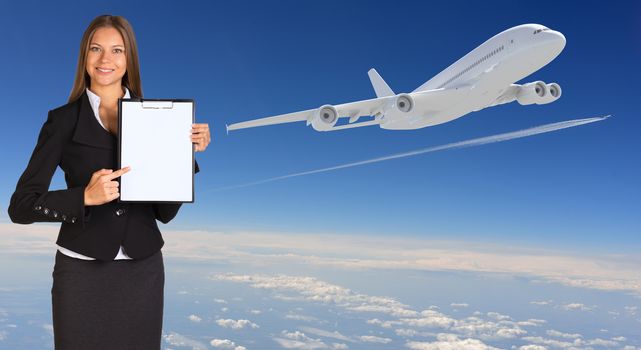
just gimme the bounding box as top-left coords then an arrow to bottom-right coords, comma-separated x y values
368,68 -> 395,97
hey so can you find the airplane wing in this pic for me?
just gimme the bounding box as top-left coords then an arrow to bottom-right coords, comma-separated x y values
227,108 -> 315,131
227,96 -> 393,132
334,96 -> 392,120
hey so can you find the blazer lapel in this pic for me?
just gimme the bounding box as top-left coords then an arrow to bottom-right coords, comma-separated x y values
72,91 -> 115,150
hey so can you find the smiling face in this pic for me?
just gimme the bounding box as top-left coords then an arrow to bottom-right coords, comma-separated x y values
85,26 -> 127,91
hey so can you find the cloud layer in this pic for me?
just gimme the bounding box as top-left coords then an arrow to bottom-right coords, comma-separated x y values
2,223 -> 640,296
213,273 -> 635,349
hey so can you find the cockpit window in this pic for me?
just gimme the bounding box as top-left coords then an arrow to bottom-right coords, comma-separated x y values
534,28 -> 550,35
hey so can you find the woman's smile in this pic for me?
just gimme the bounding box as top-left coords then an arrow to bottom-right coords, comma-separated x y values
96,67 -> 115,74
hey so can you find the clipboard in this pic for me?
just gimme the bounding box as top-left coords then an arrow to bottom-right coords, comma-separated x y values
117,98 -> 195,203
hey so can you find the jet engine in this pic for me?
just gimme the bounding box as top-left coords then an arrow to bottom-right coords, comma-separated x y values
537,83 -> 562,104
516,81 -> 548,105
309,105 -> 339,131
395,93 -> 414,113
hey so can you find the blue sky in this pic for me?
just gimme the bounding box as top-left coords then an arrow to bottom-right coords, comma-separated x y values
1,0 -> 640,252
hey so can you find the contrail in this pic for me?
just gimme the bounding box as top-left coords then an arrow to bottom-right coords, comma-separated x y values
212,115 -> 609,192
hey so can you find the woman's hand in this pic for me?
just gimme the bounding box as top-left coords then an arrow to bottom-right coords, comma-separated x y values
84,167 -> 131,206
192,123 -> 211,152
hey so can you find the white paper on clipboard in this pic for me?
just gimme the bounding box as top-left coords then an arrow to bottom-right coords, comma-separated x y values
118,99 -> 194,202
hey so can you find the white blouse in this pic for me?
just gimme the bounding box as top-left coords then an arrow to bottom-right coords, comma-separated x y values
56,87 -> 133,261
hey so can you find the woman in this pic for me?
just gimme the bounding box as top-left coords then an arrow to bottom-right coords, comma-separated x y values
8,15 -> 210,349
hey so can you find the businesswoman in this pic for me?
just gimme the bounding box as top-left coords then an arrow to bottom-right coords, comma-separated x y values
8,15 -> 210,349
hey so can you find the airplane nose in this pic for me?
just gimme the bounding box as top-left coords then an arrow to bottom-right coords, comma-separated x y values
549,30 -> 566,49
538,30 -> 566,55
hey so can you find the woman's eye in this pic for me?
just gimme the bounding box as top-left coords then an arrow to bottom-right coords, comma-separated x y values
90,47 -> 100,52
114,48 -> 124,54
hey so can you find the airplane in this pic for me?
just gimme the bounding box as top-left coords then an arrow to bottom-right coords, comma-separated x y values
226,24 -> 566,132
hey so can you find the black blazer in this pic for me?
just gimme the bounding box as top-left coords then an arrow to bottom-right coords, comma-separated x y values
8,90 -> 199,261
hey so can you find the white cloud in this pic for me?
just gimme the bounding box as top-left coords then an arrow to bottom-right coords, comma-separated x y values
163,331 -> 209,350
216,319 -> 259,330
212,274 -> 418,319
450,316 -> 526,341
584,338 -> 619,347
298,327 -> 392,344
188,314 -> 202,323
451,303 -> 469,308
250,309 -> 262,314
518,345 -> 547,350
274,330 -> 329,349
347,304 -> 419,317
210,338 -> 246,350
213,273 -> 531,343
285,313 -> 319,322
359,335 -> 392,344
530,301 -> 551,306
273,338 -> 326,349
299,327 -> 352,342
376,312 -> 524,343
211,339 -> 235,348
213,273 -> 641,349
282,331 -> 314,341
274,327 -> 392,349
560,303 -> 592,312
395,309 -> 457,330
396,328 -> 419,337
522,335 -> 621,349
520,336 -> 575,348
517,319 -> 546,327
405,333 -> 500,350
546,330 -> 581,339
486,312 -> 511,321
624,306 -> 638,315
214,298 -> 228,304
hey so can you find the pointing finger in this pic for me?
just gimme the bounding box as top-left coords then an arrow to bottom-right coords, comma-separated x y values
105,166 -> 131,180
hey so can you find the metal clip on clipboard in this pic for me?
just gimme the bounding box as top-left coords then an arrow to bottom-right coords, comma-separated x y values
141,101 -> 175,109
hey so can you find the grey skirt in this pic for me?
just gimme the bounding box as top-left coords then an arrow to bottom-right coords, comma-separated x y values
51,250 -> 164,350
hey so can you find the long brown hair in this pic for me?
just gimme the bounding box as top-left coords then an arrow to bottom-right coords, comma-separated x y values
68,15 -> 143,103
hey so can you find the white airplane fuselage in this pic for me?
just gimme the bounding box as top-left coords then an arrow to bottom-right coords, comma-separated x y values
380,24 -> 566,130
226,24 -> 566,133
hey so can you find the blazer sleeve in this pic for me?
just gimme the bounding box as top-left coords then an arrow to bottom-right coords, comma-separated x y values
8,111 -> 89,227
152,160 -> 200,224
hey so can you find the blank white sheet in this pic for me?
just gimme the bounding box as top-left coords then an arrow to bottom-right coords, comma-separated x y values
119,99 -> 194,202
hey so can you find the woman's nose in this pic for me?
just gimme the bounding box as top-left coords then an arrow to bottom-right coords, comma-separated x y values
99,51 -> 114,62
